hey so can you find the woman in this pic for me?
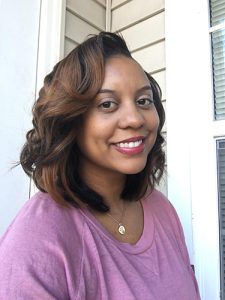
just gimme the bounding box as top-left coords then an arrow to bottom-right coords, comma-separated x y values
0,32 -> 200,299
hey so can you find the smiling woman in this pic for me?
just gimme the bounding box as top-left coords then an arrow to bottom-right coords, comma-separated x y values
0,32 -> 200,299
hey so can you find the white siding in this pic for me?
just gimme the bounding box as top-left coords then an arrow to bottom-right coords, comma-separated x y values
153,70 -> 166,101
132,42 -> 165,74
64,37 -> 78,55
65,11 -> 99,43
67,0 -> 105,29
94,0 -> 106,7
111,0 -> 131,10
64,0 -> 106,56
111,0 -> 164,31
120,12 -> 165,52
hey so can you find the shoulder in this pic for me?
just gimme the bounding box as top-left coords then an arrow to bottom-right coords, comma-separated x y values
1,191 -> 86,253
143,189 -> 184,238
0,191 -> 85,298
1,191 -> 85,244
143,189 -> 175,215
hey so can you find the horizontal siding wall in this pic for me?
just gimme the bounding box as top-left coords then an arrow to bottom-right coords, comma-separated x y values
64,0 -> 106,56
111,0 -> 167,194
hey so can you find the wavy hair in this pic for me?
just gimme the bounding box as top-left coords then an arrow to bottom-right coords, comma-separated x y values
20,32 -> 165,212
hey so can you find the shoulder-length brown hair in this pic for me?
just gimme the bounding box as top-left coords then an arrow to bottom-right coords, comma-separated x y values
20,32 -> 165,212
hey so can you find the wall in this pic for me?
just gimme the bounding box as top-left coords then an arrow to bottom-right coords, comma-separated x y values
64,0 -> 106,56
0,0 -> 41,235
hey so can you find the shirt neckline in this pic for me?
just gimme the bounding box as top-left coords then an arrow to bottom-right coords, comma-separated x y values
80,191 -> 155,254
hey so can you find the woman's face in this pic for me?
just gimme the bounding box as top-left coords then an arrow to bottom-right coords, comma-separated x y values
77,55 -> 159,177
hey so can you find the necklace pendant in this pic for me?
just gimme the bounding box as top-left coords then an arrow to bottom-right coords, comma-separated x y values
118,224 -> 126,235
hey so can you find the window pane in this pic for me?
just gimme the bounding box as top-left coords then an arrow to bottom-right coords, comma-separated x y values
211,29 -> 225,120
217,140 -> 225,298
210,0 -> 225,26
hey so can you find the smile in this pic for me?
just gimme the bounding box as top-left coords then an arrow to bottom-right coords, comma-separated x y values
116,140 -> 143,148
113,137 -> 145,155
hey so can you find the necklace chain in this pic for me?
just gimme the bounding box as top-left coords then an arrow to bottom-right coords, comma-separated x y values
107,202 -> 126,235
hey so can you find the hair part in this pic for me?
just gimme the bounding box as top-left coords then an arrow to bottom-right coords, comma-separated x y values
20,32 -> 165,212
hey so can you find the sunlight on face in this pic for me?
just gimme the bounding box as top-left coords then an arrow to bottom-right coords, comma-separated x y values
77,55 -> 159,180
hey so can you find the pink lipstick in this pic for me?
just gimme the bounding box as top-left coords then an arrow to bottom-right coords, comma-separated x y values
113,136 -> 145,155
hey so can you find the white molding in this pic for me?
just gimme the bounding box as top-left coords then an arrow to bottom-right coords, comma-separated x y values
35,0 -> 66,98
31,0 -> 66,197
212,120 -> 225,138
106,0 -> 112,31
165,0 -> 221,299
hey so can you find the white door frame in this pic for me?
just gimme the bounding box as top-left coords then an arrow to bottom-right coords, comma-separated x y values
165,0 -> 222,299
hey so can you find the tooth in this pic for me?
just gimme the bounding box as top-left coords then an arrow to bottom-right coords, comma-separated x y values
116,140 -> 143,148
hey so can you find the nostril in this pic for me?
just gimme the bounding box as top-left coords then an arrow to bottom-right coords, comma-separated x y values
118,109 -> 145,129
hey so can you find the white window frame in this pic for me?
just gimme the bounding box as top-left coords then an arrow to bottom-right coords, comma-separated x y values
165,0 -> 225,299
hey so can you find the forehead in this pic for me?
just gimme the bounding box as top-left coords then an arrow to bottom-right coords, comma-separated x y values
102,55 -> 149,89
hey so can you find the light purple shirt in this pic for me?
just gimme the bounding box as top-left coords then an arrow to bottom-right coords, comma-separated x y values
0,190 -> 200,299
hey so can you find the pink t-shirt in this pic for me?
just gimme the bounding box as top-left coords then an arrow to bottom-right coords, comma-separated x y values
0,190 -> 200,299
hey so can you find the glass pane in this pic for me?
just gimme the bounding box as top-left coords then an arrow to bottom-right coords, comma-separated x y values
217,139 -> 225,299
211,29 -> 225,120
210,0 -> 225,26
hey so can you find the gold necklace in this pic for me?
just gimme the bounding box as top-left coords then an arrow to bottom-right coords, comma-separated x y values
107,202 -> 126,235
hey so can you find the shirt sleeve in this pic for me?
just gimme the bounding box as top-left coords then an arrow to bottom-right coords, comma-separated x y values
0,225 -> 70,300
0,192 -> 84,300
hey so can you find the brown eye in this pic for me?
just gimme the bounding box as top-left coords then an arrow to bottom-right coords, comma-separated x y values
102,102 -> 112,108
98,100 -> 117,111
136,98 -> 154,108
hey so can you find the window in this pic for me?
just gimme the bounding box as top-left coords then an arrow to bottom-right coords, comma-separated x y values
209,0 -> 225,120
210,1 -> 225,298
217,139 -> 225,299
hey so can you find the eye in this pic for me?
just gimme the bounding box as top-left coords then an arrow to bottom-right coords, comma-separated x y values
136,98 -> 154,108
98,100 -> 117,112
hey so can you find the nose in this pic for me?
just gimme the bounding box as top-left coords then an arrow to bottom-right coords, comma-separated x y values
118,102 -> 144,129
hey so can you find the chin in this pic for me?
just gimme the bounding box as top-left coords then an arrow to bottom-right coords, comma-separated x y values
118,162 -> 147,175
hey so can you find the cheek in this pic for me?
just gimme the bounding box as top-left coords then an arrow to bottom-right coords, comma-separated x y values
148,110 -> 160,132
77,117 -> 109,150
155,113 -> 160,130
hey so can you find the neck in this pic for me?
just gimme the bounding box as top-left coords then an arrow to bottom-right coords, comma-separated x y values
79,160 -> 126,212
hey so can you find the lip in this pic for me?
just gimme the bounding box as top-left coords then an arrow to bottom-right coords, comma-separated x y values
116,136 -> 145,143
113,136 -> 146,155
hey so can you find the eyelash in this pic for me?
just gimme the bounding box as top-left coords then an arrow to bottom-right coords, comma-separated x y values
98,101 -> 117,111
136,98 -> 154,108
98,97 -> 154,112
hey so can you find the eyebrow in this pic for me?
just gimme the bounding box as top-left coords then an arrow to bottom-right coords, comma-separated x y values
98,85 -> 152,95
98,89 -> 116,94
137,85 -> 152,93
